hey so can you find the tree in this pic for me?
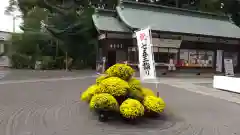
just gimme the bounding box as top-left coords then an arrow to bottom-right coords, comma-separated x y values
220,0 -> 240,26
6,0 -> 99,69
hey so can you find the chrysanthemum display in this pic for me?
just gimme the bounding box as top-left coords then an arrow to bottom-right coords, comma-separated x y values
97,77 -> 129,97
141,87 -> 155,97
105,63 -> 134,80
143,96 -> 165,113
81,84 -> 99,102
120,99 -> 144,119
128,77 -> 144,100
96,74 -> 109,84
90,93 -> 119,111
128,77 -> 141,89
80,63 -> 166,122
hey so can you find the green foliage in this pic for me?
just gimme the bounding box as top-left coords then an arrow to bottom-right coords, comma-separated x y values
5,0 -> 98,69
40,56 -> 56,69
221,0 -> 240,26
10,53 -> 32,69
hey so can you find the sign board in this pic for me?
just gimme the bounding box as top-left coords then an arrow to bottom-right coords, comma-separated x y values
159,33 -> 239,45
152,38 -> 182,48
216,50 -> 223,72
135,27 -> 156,80
224,59 -> 234,76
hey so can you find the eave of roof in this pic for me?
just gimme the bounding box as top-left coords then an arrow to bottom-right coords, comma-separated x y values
116,0 -> 240,39
92,8 -> 131,33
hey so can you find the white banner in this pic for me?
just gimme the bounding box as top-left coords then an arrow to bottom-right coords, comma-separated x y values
135,27 -> 156,80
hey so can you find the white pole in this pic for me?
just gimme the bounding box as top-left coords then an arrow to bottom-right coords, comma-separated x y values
102,57 -> 106,74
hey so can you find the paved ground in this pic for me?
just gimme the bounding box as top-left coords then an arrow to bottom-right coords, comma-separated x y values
0,69 -> 96,81
0,70 -> 240,135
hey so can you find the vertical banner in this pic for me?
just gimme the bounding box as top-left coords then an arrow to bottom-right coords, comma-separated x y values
135,27 -> 156,80
216,50 -> 223,72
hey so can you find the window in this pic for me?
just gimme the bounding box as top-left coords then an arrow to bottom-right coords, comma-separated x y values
128,47 -> 138,63
179,49 -> 214,67
154,48 -> 178,63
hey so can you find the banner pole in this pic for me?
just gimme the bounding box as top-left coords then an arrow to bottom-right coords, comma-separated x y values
148,27 -> 158,89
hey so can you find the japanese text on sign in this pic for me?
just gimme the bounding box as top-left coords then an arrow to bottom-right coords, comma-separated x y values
141,41 -> 150,75
136,27 -> 156,80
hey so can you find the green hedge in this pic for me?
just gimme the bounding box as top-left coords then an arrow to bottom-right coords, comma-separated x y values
10,53 -> 33,69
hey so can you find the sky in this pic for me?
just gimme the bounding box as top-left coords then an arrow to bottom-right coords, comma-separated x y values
0,0 -> 22,32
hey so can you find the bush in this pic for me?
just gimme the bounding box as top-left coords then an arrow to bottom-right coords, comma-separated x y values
81,84 -> 99,102
105,63 -> 135,81
97,77 -> 129,97
10,53 -> 32,69
40,56 -> 56,69
143,96 -> 165,113
120,98 -> 145,119
89,93 -> 119,111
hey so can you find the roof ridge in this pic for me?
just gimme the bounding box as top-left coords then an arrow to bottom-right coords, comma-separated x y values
119,0 -> 228,19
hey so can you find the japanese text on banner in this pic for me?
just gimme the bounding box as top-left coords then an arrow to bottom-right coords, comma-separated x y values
136,28 -> 156,79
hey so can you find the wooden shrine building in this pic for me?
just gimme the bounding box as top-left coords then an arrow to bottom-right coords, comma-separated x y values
92,0 -> 240,73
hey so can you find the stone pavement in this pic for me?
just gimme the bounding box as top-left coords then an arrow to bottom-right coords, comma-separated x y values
0,75 -> 240,135
0,69 -> 96,81
143,77 -> 240,105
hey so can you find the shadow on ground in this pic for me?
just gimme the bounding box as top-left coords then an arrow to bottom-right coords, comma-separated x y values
97,107 -> 182,130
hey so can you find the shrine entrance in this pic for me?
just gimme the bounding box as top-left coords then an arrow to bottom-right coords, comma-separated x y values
107,50 -> 116,68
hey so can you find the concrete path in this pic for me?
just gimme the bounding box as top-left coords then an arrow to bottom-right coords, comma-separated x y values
144,77 -> 240,105
0,73 -> 240,135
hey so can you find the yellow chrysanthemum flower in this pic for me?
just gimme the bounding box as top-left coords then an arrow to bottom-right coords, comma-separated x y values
128,78 -> 144,100
105,64 -> 135,80
81,84 -> 99,102
143,96 -> 165,113
128,77 -> 141,89
89,93 -> 119,111
120,98 -> 144,119
96,74 -> 109,84
97,77 -> 129,97
141,87 -> 155,97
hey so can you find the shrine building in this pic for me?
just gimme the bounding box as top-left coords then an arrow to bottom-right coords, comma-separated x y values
93,0 -> 240,74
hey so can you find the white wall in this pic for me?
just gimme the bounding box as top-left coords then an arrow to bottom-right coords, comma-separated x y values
0,31 -> 11,67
